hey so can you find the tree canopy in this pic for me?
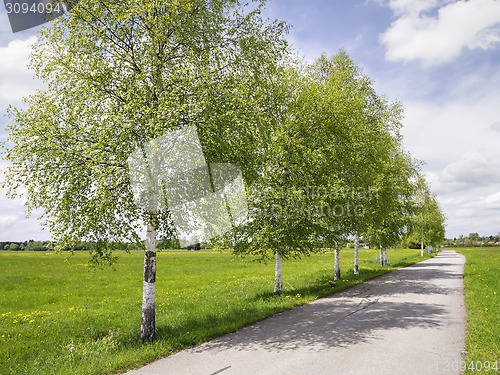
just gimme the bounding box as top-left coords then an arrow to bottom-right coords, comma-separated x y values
1,0 -> 447,340
3,0 -> 290,251
2,0 -> 292,341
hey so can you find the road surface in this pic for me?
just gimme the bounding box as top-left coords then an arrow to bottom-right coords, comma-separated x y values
124,250 -> 467,375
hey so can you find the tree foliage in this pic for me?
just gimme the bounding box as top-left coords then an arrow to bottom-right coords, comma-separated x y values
403,175 -> 446,254
1,0 -> 447,338
2,0 -> 291,340
219,50 -> 420,282
2,0 -> 290,251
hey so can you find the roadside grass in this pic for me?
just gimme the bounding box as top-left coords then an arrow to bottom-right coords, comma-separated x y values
0,248 -> 434,375
455,248 -> 500,374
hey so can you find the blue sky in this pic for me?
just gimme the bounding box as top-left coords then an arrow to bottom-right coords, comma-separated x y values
2,0 -> 500,240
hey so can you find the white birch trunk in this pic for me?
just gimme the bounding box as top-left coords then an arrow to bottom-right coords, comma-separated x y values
141,221 -> 157,341
274,250 -> 283,293
421,219 -> 425,256
354,233 -> 359,276
334,247 -> 341,281
427,241 -> 431,255
379,246 -> 383,267
383,247 -> 388,267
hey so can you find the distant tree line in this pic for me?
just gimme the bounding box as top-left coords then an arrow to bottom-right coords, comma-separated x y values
0,240 -> 104,251
1,240 -> 52,251
0,239 -> 198,251
442,233 -> 500,247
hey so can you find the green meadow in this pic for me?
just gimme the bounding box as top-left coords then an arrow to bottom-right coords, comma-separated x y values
456,248 -> 500,374
0,248 -> 433,375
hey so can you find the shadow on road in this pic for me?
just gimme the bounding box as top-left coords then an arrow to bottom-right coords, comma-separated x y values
190,298 -> 446,353
155,250 -> 464,357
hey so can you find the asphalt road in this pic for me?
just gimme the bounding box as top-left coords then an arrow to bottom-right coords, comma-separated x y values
124,250 -> 467,375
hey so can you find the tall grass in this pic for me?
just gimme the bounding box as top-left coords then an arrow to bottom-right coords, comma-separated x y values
456,248 -> 500,373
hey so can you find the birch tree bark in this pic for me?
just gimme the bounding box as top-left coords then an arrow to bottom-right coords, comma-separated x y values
354,233 -> 359,275
379,246 -> 384,267
141,221 -> 157,341
274,251 -> 283,293
383,247 -> 388,267
334,247 -> 341,281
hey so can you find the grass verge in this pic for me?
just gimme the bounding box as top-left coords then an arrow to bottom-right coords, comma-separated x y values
455,248 -> 500,374
0,248 -> 435,374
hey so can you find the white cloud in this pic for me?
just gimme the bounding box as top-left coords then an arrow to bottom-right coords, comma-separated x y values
0,214 -> 20,226
484,190 -> 500,205
422,150 -> 500,237
385,0 -> 443,16
425,151 -> 500,196
0,37 -> 48,240
381,0 -> 500,65
0,161 -> 48,240
397,88 -> 500,238
0,36 -> 45,109
490,121 -> 500,132
441,150 -> 500,187
400,97 -> 500,169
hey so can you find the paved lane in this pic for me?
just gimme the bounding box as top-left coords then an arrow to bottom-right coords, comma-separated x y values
124,250 -> 466,375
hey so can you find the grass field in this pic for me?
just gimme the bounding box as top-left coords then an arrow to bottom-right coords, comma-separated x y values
0,248 -> 434,375
455,248 -> 500,374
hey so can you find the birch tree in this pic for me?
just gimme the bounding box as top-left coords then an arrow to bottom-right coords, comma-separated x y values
354,232 -> 360,275
220,60 -> 350,291
1,0 -> 290,341
221,70 -> 332,292
413,176 -> 432,256
223,141 -> 330,292
407,177 -> 446,256
304,52 -> 407,279
421,193 -> 446,253
367,150 -> 419,267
